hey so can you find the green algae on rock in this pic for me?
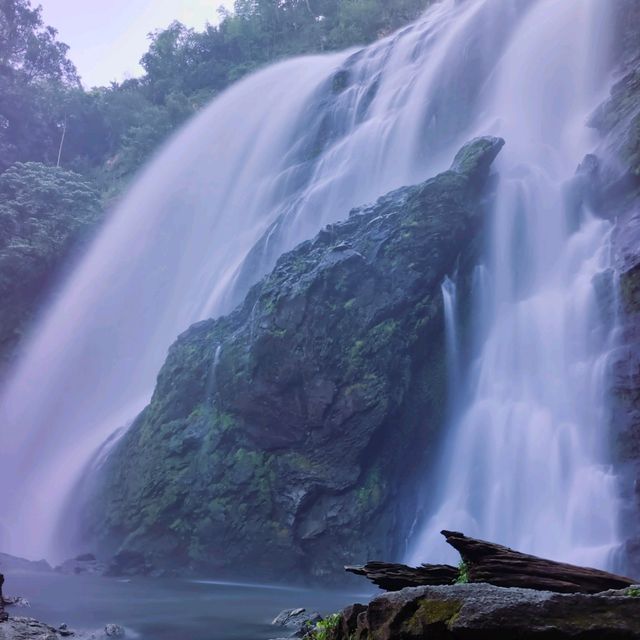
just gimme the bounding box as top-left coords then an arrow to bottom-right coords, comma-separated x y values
327,583 -> 640,640
82,137 -> 504,580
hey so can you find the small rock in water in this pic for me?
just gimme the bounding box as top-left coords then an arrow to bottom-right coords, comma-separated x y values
4,595 -> 30,607
58,622 -> 74,636
55,553 -> 106,576
272,608 -> 322,637
105,623 -> 125,637
105,550 -> 152,577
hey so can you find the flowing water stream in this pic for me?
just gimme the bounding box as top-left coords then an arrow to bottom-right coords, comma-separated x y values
0,0 -> 622,570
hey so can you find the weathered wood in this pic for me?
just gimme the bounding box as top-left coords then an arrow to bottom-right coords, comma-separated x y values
345,561 -> 458,591
442,530 -> 637,594
0,573 -> 7,622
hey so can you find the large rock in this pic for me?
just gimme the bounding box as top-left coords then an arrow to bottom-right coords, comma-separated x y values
272,608 -> 322,637
82,137 -> 504,580
55,554 -> 106,577
329,583 -> 640,640
0,618 -> 126,640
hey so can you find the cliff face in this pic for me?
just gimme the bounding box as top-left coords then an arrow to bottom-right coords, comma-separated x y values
589,2 -> 640,577
82,137 -> 503,579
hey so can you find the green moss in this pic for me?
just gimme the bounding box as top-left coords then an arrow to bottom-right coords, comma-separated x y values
356,467 -> 384,512
218,412 -> 236,431
344,298 -> 357,310
405,599 -> 462,633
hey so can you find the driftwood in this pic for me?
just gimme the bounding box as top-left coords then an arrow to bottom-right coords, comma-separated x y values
345,561 -> 458,591
345,531 -> 637,594
442,530 -> 636,594
0,573 -> 7,622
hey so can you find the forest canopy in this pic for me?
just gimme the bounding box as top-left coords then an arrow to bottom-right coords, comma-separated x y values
1,0 -> 432,181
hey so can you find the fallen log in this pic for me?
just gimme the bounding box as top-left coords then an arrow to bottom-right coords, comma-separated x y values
345,532 -> 638,594
345,561 -> 458,591
442,530 -> 636,594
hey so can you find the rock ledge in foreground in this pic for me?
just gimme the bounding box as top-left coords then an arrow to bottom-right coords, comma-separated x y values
332,582 -> 640,640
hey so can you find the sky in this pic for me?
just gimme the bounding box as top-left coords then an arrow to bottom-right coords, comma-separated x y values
39,1 -> 236,88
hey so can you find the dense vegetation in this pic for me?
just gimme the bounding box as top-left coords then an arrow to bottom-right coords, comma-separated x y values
0,163 -> 101,363
0,0 -> 432,367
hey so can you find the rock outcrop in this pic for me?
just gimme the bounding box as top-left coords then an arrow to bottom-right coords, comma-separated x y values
82,136 -> 504,580
0,618 -> 126,640
272,608 -> 322,637
327,583 -> 640,640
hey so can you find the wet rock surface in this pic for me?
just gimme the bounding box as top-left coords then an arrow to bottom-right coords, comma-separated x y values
0,618 -> 126,640
592,7 -> 640,579
83,137 -> 503,580
272,608 -> 322,637
55,555 -> 106,577
329,583 -> 640,640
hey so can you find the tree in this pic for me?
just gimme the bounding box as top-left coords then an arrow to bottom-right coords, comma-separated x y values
0,162 -> 102,364
0,0 -> 80,170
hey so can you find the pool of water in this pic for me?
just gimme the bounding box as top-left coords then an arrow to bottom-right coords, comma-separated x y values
4,571 -> 369,639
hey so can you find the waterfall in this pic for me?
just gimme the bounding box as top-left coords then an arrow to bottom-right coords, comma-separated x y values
0,0 -> 620,564
441,274 -> 460,407
408,1 -> 621,568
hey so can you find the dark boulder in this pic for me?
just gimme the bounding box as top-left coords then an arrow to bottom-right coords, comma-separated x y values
82,137 -> 503,580
329,583 -> 640,640
55,553 -> 105,576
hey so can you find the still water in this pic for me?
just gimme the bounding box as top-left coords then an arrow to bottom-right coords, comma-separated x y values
6,571 -> 367,639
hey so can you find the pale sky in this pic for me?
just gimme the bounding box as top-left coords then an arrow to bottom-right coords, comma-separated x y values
39,1 -> 236,88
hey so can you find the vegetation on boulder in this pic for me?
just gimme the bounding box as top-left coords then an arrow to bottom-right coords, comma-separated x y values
82,137 -> 503,580
328,583 -> 640,640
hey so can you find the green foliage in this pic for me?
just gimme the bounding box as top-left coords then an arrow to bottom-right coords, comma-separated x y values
627,586 -> 640,597
0,0 -> 80,170
307,613 -> 342,640
0,162 -> 101,360
455,560 -> 470,584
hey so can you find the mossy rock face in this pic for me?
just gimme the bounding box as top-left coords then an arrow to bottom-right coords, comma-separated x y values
598,25 -> 640,578
83,137 -> 503,580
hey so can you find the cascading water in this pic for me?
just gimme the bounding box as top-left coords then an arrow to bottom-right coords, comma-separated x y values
408,0 -> 622,568
441,274 -> 460,410
0,0 -> 621,566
